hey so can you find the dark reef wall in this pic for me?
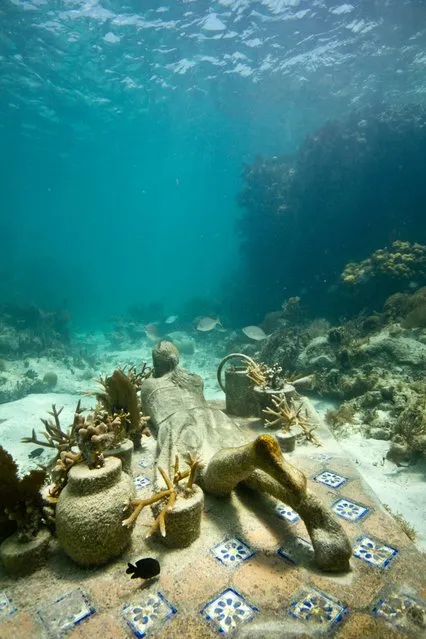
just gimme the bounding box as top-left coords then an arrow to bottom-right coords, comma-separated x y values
234,104 -> 426,321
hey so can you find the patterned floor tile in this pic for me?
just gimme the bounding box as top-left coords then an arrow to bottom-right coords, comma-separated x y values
201,587 -> 258,635
0,592 -> 16,619
372,586 -> 426,633
309,453 -> 334,462
133,475 -> 152,490
275,503 -> 300,524
313,470 -> 348,489
122,592 -> 177,638
332,498 -> 369,522
137,457 -> 153,470
289,586 -> 347,631
353,536 -> 398,568
36,588 -> 95,637
210,537 -> 255,568
277,536 -> 314,565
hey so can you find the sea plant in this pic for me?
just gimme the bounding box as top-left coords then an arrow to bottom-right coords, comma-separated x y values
217,353 -> 287,392
0,446 -> 46,542
22,400 -> 140,498
383,504 -> 417,542
325,402 -> 357,429
21,403 -> 77,459
95,368 -> 151,449
263,394 -> 321,446
122,452 -> 204,537
246,361 -> 285,390
392,397 -> 426,458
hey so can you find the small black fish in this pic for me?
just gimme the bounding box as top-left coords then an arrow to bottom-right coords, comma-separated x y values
29,447 -> 44,459
126,557 -> 160,580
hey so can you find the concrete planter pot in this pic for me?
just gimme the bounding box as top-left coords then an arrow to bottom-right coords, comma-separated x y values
105,438 -> 134,474
223,367 -> 258,417
253,384 -> 296,423
152,484 -> 204,549
0,528 -> 51,576
55,457 -> 135,566
275,430 -> 297,454
217,354 -> 258,417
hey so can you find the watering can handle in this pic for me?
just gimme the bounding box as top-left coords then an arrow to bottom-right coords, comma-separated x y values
216,353 -> 257,393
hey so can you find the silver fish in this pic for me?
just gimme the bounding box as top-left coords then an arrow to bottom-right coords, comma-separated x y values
242,326 -> 267,341
196,317 -> 221,332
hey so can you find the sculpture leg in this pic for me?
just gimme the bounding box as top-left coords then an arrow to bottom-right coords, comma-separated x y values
201,434 -> 306,501
200,434 -> 351,572
243,470 -> 352,572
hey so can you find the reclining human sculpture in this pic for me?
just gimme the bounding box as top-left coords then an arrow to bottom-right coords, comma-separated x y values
138,341 -> 352,572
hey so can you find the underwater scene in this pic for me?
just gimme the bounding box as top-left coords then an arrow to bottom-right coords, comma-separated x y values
1,0 -> 426,637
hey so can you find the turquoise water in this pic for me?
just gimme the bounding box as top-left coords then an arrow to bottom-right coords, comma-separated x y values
1,1 -> 425,328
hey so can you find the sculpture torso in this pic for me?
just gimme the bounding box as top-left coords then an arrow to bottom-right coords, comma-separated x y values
140,361 -> 247,481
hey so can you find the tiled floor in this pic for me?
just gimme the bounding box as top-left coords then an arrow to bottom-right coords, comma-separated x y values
1,402 -> 425,639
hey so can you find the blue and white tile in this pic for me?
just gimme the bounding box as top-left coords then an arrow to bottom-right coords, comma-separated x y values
275,503 -> 300,524
0,592 -> 16,619
133,475 -> 152,491
210,537 -> 255,568
137,458 -> 152,470
309,453 -> 334,463
201,588 -> 258,635
332,498 -> 369,522
277,536 -> 314,565
372,586 -> 426,632
313,470 -> 348,489
36,589 -> 95,637
353,536 -> 398,568
122,592 -> 177,638
289,587 -> 347,631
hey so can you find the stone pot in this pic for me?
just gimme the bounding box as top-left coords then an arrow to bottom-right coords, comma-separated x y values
217,354 -> 258,417
275,430 -> 297,454
152,484 -> 204,549
253,384 -> 296,423
223,367 -> 258,417
55,457 -> 135,566
0,528 -> 51,576
105,438 -> 134,474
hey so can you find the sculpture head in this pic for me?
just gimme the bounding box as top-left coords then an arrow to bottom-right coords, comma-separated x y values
152,340 -> 180,377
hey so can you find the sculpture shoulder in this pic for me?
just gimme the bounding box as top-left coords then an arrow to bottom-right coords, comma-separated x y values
140,368 -> 204,397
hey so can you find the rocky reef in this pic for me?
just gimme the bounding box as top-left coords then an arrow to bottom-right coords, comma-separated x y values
234,105 -> 426,322
236,287 -> 426,468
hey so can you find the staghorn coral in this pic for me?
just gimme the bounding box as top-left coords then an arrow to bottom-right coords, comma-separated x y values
21,403 -> 78,458
122,452 -> 203,536
22,401 -> 137,498
263,394 -> 321,446
0,446 -> 46,542
246,361 -> 285,390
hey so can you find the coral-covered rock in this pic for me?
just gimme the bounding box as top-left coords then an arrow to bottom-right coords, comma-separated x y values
357,332 -> 426,368
297,336 -> 336,371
